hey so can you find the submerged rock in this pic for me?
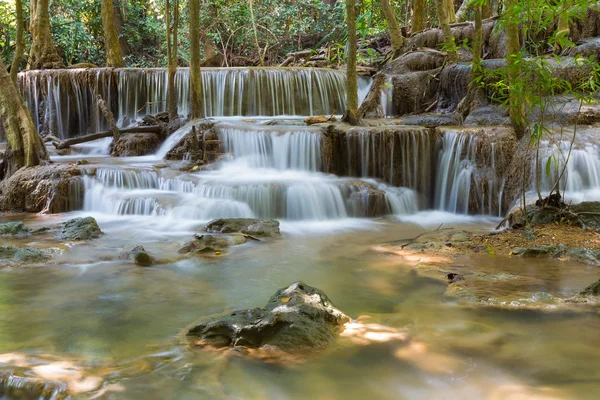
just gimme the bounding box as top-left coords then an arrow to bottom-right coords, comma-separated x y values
0,245 -> 50,263
58,217 -> 102,240
579,280 -> 600,297
202,218 -> 281,238
0,373 -> 68,400
0,221 -> 30,236
179,234 -> 248,254
120,245 -> 155,266
186,282 -> 350,351
0,164 -> 84,213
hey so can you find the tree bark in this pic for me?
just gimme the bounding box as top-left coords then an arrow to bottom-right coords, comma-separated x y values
10,0 -> 26,84
29,0 -> 64,69
189,0 -> 204,119
473,3 -> 483,69
456,0 -> 471,22
0,59 -> 49,178
166,0 -> 179,121
113,1 -> 129,57
380,0 -> 404,55
412,0 -> 426,32
102,0 -> 124,67
446,0 -> 456,23
505,0 -> 525,138
436,0 -> 457,61
343,0 -> 359,126
53,126 -> 161,150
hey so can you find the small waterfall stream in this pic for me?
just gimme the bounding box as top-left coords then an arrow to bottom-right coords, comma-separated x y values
81,122 -> 418,221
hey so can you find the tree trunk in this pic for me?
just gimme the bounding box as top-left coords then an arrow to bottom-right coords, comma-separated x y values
473,3 -> 483,70
505,0 -> 525,138
29,0 -> 64,69
0,59 -> 49,178
436,0 -> 457,61
189,0 -> 204,119
10,0 -> 26,84
446,0 -> 456,23
482,1 -> 491,19
380,0 -> 404,55
102,0 -> 124,67
113,1 -> 129,57
555,1 -> 571,53
343,0 -> 359,126
412,0 -> 426,32
166,0 -> 179,121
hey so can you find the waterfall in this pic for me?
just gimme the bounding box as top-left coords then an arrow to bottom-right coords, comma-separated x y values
434,131 -> 478,214
218,123 -> 323,171
81,121 -> 420,220
535,141 -> 600,201
19,67 -> 350,139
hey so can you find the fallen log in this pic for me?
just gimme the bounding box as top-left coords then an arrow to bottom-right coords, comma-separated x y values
53,126 -> 161,150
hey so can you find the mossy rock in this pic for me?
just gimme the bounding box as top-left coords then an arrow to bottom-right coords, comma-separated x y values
0,222 -> 30,236
186,282 -> 350,351
580,280 -> 600,297
119,245 -> 155,266
0,245 -> 50,264
202,218 -> 281,238
58,217 -> 102,240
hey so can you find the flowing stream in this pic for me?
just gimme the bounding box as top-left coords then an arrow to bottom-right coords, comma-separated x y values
1,68 -> 600,399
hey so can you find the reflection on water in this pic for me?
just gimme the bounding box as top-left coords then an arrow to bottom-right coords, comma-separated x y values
0,215 -> 599,399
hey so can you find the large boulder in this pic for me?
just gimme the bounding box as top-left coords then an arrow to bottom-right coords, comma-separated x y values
0,164 -> 84,213
0,222 -> 30,236
186,282 -> 351,351
58,217 -> 102,240
111,132 -> 163,157
202,218 -> 281,238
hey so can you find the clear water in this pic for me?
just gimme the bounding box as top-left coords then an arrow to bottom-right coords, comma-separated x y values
0,213 -> 598,399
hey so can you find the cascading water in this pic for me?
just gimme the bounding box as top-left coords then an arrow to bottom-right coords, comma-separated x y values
81,122 -> 419,221
19,68 -> 351,139
535,140 -> 600,202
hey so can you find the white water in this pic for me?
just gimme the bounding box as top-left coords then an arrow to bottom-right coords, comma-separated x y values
81,121 -> 419,223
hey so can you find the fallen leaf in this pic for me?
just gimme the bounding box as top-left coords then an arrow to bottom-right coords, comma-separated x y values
281,297 -> 291,303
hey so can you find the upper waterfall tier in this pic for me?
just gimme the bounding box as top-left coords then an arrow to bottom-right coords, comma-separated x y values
18,67 -> 360,139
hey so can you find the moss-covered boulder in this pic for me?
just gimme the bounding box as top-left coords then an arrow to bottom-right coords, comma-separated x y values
579,280 -> 600,297
58,217 -> 102,241
186,282 -> 350,351
0,221 -> 30,236
202,218 -> 281,238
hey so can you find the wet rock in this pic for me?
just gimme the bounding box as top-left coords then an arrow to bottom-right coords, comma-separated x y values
304,115 -> 329,125
58,217 -> 102,241
165,120 -> 217,163
186,281 -> 351,351
202,218 -> 281,238
120,245 -> 155,266
0,373 -> 68,400
579,280 -> 600,296
464,106 -> 510,126
508,202 -> 600,231
0,221 -> 30,236
0,245 -> 50,263
111,132 -> 163,157
564,248 -> 600,264
0,164 -> 84,213
515,246 -> 557,258
179,234 -> 248,254
447,273 -> 465,283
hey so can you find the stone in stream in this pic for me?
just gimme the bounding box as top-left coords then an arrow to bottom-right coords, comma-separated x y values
179,234 -> 248,254
58,217 -> 103,241
579,280 -> 600,297
120,246 -> 156,266
0,221 -> 31,236
0,245 -> 50,264
186,282 -> 351,351
111,132 -> 163,157
0,373 -> 68,400
202,218 -> 281,238
0,164 -> 84,213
